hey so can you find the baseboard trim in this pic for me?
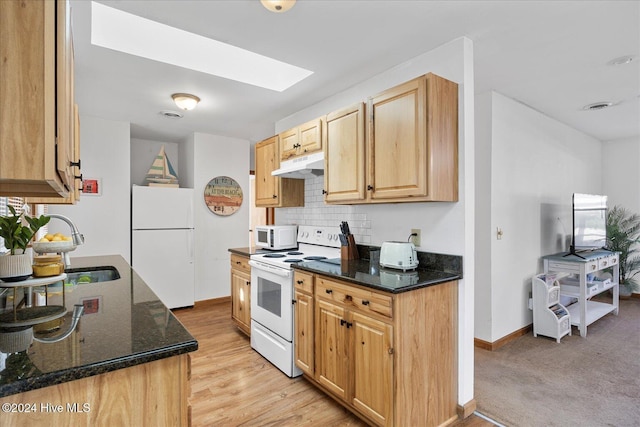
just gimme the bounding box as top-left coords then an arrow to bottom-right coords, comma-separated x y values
457,398 -> 477,419
474,324 -> 532,351
631,292 -> 640,300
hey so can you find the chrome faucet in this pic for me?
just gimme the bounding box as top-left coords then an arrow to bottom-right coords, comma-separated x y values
48,214 -> 85,246
47,214 -> 84,267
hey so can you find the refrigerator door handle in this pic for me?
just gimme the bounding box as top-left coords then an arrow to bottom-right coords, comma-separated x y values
187,229 -> 194,263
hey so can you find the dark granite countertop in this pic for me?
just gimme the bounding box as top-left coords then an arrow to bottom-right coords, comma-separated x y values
228,247 -> 287,257
0,255 -> 198,398
293,256 -> 461,294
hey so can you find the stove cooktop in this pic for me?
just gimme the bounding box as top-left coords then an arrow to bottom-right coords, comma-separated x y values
250,226 -> 342,269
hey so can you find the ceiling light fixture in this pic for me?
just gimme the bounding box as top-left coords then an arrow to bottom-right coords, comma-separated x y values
261,0 -> 296,13
172,93 -> 200,111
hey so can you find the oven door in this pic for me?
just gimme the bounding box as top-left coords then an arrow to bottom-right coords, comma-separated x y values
248,259 -> 294,342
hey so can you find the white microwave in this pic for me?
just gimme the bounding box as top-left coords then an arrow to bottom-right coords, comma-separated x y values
254,225 -> 298,250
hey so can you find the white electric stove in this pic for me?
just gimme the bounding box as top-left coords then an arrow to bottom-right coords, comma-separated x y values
248,225 -> 341,377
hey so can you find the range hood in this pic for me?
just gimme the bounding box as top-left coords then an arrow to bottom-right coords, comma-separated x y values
271,151 -> 324,179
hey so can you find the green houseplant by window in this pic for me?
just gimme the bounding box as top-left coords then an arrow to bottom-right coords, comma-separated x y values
606,205 -> 640,294
0,206 -> 50,281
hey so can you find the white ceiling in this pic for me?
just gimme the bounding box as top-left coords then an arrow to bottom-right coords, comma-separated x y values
71,1 -> 640,146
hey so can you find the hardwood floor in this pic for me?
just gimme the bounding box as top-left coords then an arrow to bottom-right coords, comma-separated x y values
173,301 -> 493,427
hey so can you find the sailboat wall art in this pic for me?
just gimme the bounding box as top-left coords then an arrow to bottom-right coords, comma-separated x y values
145,145 -> 179,187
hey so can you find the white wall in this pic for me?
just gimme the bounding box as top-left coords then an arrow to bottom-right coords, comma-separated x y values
190,133 -> 250,301
602,136 -> 640,213
130,138 -> 179,187
48,115 -> 131,262
474,91 -> 603,343
275,37 -> 477,408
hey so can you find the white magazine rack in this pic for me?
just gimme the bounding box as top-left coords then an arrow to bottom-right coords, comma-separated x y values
532,273 -> 571,342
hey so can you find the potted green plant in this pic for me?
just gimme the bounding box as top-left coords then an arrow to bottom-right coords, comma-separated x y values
606,205 -> 640,296
0,206 -> 50,281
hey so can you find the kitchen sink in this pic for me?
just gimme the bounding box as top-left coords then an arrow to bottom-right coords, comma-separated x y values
64,266 -> 120,284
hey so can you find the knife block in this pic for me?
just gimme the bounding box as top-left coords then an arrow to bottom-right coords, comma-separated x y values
341,235 -> 359,260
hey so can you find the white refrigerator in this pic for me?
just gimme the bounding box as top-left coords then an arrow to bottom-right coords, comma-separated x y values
132,185 -> 195,309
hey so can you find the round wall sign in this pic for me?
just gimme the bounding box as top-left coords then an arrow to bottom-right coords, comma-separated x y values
204,176 -> 243,216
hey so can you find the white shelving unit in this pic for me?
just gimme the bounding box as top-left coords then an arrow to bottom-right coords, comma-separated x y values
542,250 -> 619,337
532,273 -> 571,342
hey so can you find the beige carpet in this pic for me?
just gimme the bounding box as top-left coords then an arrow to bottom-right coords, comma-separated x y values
474,297 -> 640,427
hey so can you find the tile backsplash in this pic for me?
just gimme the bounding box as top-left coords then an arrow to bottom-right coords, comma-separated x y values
277,175 -> 371,244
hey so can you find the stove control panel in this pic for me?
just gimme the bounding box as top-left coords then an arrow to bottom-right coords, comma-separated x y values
297,226 -> 342,248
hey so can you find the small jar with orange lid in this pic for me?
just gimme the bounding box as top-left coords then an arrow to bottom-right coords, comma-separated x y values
32,254 -> 65,277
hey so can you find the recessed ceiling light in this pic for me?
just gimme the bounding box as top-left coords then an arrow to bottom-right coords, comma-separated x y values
607,56 -> 636,66
91,2 -> 313,91
582,102 -> 614,111
159,110 -> 184,119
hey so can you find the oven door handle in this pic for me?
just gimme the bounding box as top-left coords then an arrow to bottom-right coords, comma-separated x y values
248,260 -> 292,278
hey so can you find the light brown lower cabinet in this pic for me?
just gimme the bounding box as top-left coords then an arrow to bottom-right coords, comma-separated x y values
0,354 -> 191,427
294,272 -> 458,427
230,253 -> 251,336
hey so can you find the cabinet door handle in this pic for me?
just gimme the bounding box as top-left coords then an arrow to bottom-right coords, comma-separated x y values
246,281 -> 250,286
346,322 -> 353,328
340,319 -> 346,326
367,185 -> 374,191
236,261 -> 241,264
345,295 -> 352,301
272,194 -> 277,198
361,300 -> 370,306
75,173 -> 83,181
70,159 -> 81,168
325,289 -> 333,294
292,299 -> 297,304
296,280 -> 304,284
322,189 -> 327,195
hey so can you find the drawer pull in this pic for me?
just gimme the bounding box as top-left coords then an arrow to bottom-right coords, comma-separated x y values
297,280 -> 304,284
326,289 -> 333,294
361,300 -> 370,306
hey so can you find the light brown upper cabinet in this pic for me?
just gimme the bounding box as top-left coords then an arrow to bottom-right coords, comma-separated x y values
323,103 -> 366,203
368,73 -> 458,202
323,73 -> 458,204
0,0 -> 80,199
255,136 -> 304,208
279,118 -> 323,161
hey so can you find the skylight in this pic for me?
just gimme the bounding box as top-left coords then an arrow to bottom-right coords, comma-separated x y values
90,2 -> 313,92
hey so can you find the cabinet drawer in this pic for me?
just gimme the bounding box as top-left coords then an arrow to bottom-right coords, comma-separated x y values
598,255 -> 618,270
230,254 -> 250,274
316,277 -> 392,319
294,271 -> 314,294
546,261 -> 580,274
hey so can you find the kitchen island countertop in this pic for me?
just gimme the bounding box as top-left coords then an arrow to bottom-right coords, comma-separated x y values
0,255 -> 198,398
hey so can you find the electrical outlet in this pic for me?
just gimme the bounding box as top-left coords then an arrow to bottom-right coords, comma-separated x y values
411,228 -> 421,247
